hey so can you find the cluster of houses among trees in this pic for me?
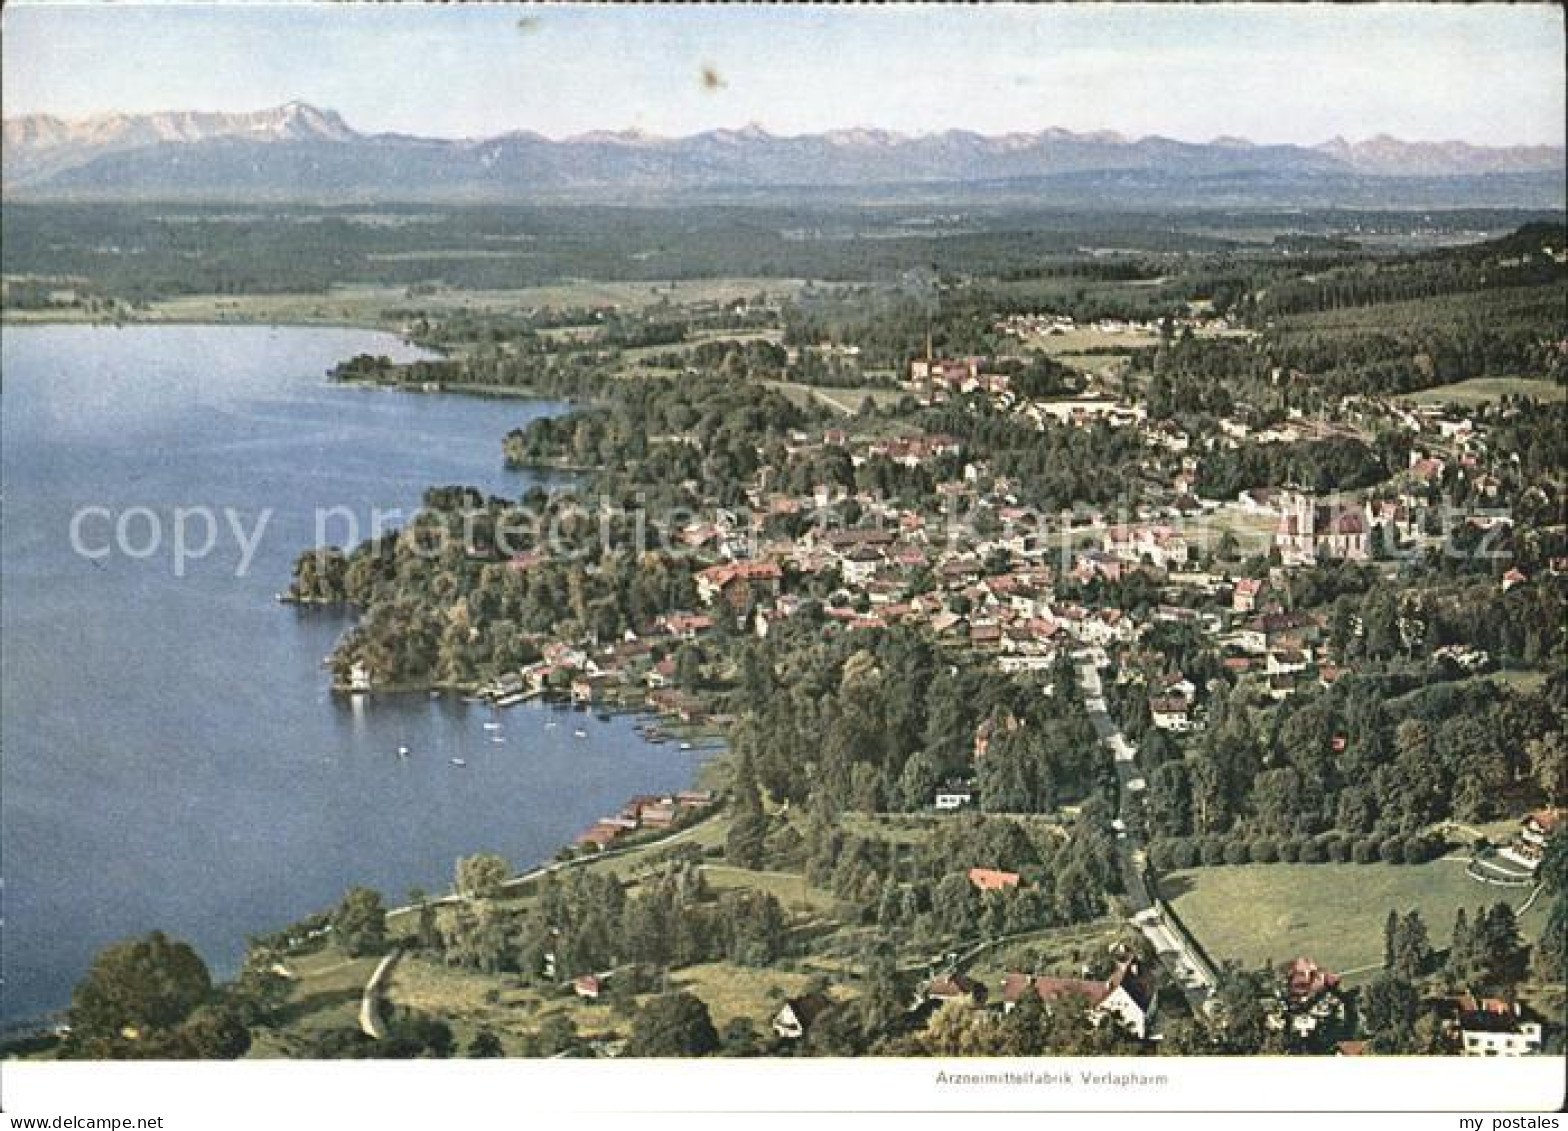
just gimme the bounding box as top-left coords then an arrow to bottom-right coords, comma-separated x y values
45,219 -> 1566,1062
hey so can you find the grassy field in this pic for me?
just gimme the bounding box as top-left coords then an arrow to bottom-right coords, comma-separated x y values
1022,326 -> 1163,354
762,379 -> 906,416
1387,668 -> 1550,708
379,955 -> 555,1052
840,811 -> 1073,846
264,872 -> 845,1055
252,799 -> 866,1052
245,947 -> 380,1057
374,954 -> 842,1052
1162,860 -> 1540,980
2,277 -> 811,329
1397,377 -> 1565,407
1485,669 -> 1551,693
839,812 -> 949,846
667,961 -> 835,1029
525,808 -> 732,892
1000,316 -> 1253,392
1051,351 -> 1132,380
126,287 -> 419,327
699,862 -> 841,914
963,918 -> 1128,991
1173,503 -> 1281,558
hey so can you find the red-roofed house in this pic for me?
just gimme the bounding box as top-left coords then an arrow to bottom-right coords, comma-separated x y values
999,959 -> 1157,1038
967,867 -> 1022,893
659,613 -> 714,640
574,823 -> 624,851
1232,577 -> 1269,614
1447,995 -> 1543,1057
1149,697 -> 1194,733
695,561 -> 783,610
926,973 -> 986,1006
1501,808 -> 1564,872
1269,957 -> 1347,1040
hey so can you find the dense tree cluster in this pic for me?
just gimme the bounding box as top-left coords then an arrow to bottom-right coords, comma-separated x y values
1144,659 -> 1564,853
1257,224 -> 1567,319
917,397 -> 1153,511
726,626 -> 1104,815
418,857 -> 797,981
62,932 -> 251,1060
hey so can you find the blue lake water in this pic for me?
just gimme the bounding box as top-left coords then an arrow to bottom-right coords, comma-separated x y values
0,324 -> 702,1025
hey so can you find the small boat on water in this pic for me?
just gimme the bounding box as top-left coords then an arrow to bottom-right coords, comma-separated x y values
491,736 -> 506,744
679,741 -> 693,751
397,745 -> 411,758
544,719 -> 559,729
450,758 -> 467,768
573,728 -> 588,739
483,722 -> 502,731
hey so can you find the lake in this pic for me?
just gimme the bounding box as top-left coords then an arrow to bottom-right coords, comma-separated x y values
0,324 -> 702,1026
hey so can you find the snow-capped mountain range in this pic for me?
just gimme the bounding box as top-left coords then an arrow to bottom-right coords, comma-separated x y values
4,103 -> 1562,205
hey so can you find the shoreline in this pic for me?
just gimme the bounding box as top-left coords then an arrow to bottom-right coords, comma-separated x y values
0,692 -> 731,1045
1,324 -> 726,1044
1,309 -> 398,332
330,374 -> 570,404
295,354 -> 735,954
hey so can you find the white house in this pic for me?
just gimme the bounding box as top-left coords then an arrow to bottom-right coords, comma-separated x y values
1267,647 -> 1312,677
1499,809 -> 1563,873
999,958 -> 1157,1039
933,782 -> 976,810
772,993 -> 832,1040
1455,999 -> 1543,1057
1149,697 -> 1193,733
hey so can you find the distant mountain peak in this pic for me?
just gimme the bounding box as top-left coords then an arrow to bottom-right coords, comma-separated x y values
3,103 -> 1563,204
565,128 -> 659,146
1,101 -> 358,154
1312,132 -> 1563,175
821,127 -> 904,147
239,102 -> 357,142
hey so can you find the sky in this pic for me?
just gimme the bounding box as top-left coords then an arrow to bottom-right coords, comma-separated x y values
3,2 -> 1564,147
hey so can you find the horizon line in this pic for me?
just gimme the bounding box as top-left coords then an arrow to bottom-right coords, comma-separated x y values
5,100 -> 1565,153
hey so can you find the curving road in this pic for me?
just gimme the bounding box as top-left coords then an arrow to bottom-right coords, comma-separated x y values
1076,652 -> 1217,1014
359,948 -> 403,1039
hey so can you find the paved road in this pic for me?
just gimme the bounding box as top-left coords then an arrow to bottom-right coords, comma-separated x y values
1076,655 -> 1217,1014
359,948 -> 403,1039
